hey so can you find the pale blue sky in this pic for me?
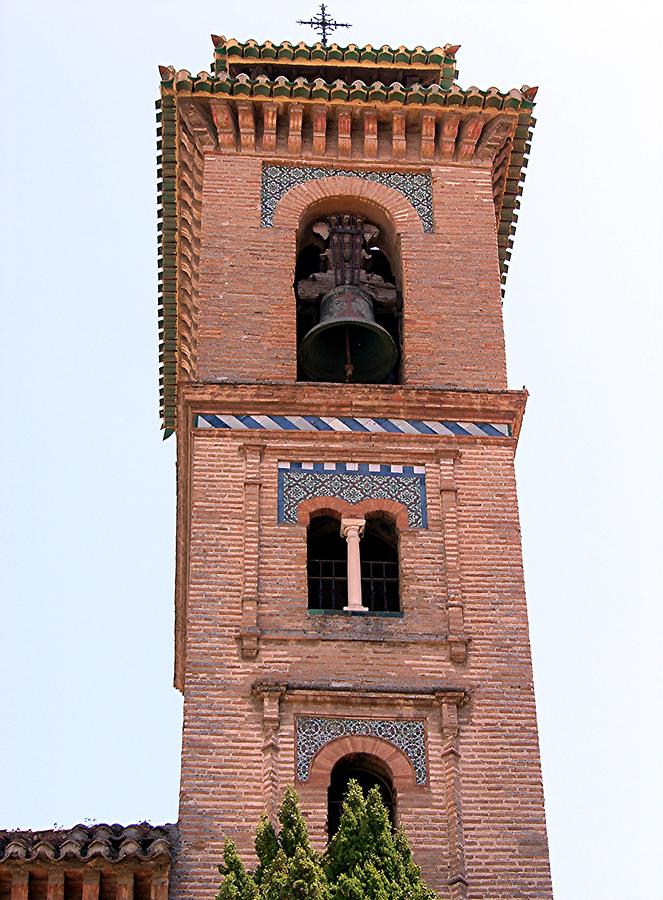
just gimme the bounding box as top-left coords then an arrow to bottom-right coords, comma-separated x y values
1,1 -> 662,898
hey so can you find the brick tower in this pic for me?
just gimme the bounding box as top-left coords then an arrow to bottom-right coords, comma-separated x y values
157,32 -> 552,900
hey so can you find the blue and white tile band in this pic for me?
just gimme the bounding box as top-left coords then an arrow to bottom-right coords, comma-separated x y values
296,716 -> 427,784
261,164 -> 434,233
277,460 -> 428,527
277,461 -> 426,475
194,414 -> 510,438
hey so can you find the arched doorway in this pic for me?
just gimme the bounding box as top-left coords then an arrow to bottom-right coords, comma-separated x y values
327,753 -> 395,839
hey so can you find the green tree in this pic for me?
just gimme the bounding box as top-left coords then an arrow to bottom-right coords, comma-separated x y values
216,840 -> 259,900
325,780 -> 436,900
253,815 -> 280,885
278,787 -> 313,858
217,788 -> 329,900
259,788 -> 329,900
217,782 -> 436,900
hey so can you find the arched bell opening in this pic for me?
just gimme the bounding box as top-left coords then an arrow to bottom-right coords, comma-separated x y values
327,753 -> 396,839
294,204 -> 402,384
307,514 -> 347,611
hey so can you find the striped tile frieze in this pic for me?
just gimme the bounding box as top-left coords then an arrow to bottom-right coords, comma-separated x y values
277,461 -> 427,527
193,413 -> 511,438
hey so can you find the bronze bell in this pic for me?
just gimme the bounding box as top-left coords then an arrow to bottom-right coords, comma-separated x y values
299,284 -> 397,383
298,215 -> 398,383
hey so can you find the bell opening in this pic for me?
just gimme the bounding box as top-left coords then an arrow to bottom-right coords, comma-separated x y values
295,212 -> 402,384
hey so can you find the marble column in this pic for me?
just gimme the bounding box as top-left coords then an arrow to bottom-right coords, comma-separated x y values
341,517 -> 367,612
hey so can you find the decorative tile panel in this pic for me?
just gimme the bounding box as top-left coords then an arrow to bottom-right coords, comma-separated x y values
194,413 -> 511,438
296,716 -> 427,784
261,163 -> 434,232
277,461 -> 427,528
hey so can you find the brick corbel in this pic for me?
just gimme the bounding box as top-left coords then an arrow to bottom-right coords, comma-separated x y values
337,109 -> 352,158
436,692 -> 469,900
392,111 -> 407,159
456,114 -> 484,160
47,871 -> 64,900
363,109 -> 378,159
420,111 -> 436,160
178,100 -> 217,151
236,102 -> 256,151
438,453 -> 468,663
150,873 -> 169,900
288,104 -> 304,155
11,872 -> 28,900
440,113 -> 461,159
82,870 -> 100,900
116,872 -> 134,900
262,104 -> 278,152
312,106 -> 327,156
254,681 -> 287,817
238,443 -> 265,658
209,99 -> 238,151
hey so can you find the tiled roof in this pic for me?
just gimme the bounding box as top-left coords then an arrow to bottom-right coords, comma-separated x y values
0,823 -> 176,864
158,67 -> 535,111
212,36 -> 459,87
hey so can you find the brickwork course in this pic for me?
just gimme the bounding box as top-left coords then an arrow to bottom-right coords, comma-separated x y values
0,29 -> 552,900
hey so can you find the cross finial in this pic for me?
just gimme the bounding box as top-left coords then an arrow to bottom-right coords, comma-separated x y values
297,3 -> 351,47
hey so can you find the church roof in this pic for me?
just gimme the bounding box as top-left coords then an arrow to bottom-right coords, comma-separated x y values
0,823 -> 176,864
158,66 -> 534,111
211,36 -> 460,88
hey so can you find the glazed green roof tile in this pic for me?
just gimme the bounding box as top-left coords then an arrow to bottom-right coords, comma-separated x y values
212,36 -> 457,66
159,67 -> 534,112
156,92 -> 178,437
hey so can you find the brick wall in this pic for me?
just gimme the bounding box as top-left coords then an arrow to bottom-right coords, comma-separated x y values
175,427 -> 552,899
174,142 -> 550,899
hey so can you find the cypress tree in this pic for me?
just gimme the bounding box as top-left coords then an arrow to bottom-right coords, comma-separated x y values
325,780 -> 436,900
254,815 -> 280,885
260,787 -> 329,900
216,840 -> 259,900
217,788 -> 329,900
217,781 -> 436,899
278,787 -> 313,858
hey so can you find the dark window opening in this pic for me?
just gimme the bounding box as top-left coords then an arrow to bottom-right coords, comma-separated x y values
327,753 -> 395,839
361,516 -> 400,612
307,515 -> 347,611
295,215 -> 402,384
307,514 -> 401,613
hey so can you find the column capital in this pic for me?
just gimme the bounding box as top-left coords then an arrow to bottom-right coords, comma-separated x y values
340,517 -> 365,539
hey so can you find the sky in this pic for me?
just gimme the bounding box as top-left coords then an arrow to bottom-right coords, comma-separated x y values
1,1 -> 662,897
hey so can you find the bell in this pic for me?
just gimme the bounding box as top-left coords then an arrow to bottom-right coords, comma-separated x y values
299,284 -> 398,383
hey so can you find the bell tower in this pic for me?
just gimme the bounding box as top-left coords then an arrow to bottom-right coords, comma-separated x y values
158,31 -> 552,900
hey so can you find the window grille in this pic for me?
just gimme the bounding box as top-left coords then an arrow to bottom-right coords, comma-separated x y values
307,557 -> 348,610
360,559 -> 400,612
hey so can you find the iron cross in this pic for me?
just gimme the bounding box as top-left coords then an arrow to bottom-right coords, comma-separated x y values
297,4 -> 351,46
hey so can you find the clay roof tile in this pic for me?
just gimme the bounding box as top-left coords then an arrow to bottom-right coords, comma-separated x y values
0,824 -> 176,866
